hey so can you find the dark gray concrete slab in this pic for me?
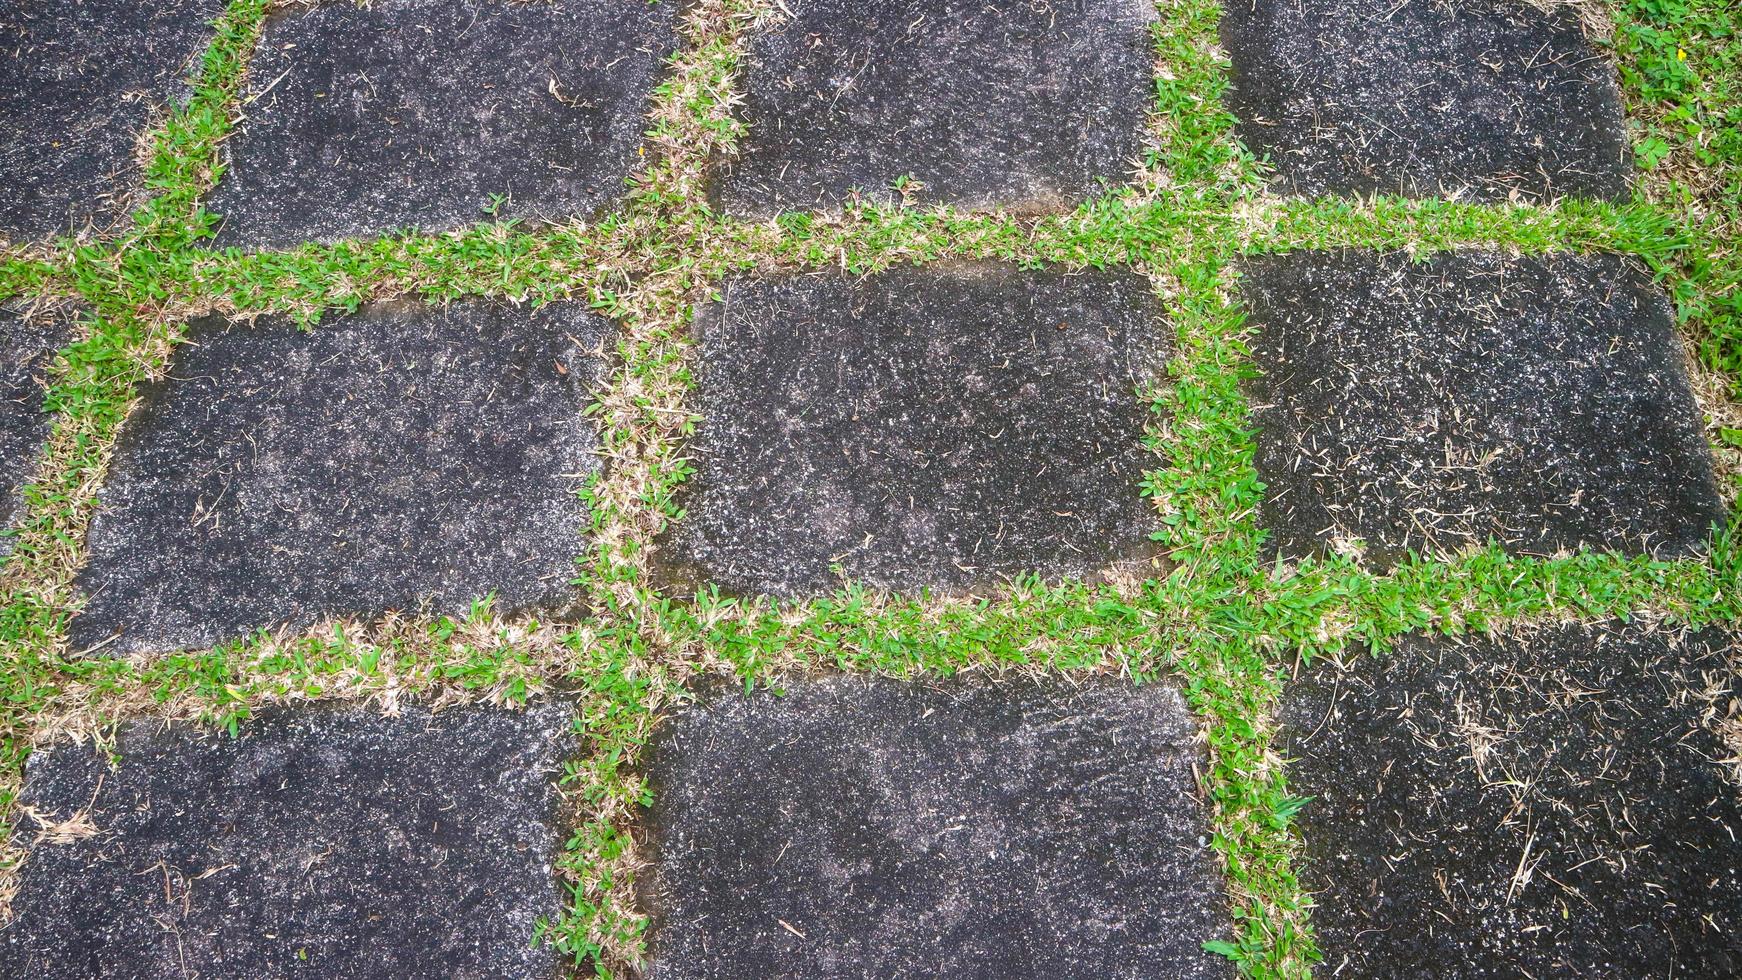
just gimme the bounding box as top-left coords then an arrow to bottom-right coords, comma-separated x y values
0,303 -> 70,550
1280,625 -> 1742,977
643,674 -> 1232,978
71,298 -> 610,655
0,0 -> 224,242
656,261 -> 1166,597
714,0 -> 1158,217
1221,0 -> 1629,202
0,700 -> 574,979
1244,250 -> 1722,567
206,0 -> 682,249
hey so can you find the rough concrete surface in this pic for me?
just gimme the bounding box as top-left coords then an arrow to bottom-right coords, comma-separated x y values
656,261 -> 1167,597
0,303 -> 71,552
0,0 -> 224,242
0,700 -> 575,979
1221,0 -> 1630,202
643,674 -> 1232,979
206,0 -> 682,249
1280,624 -> 1742,977
714,0 -> 1158,217
1244,250 -> 1722,567
72,299 -> 610,655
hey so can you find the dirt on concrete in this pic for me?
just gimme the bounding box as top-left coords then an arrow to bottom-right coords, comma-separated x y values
1280,623 -> 1742,977
1,700 -> 576,979
655,261 -> 1168,597
72,298 -> 611,655
642,673 -> 1232,978
1221,0 -> 1630,202
206,0 -> 682,248
1244,249 -> 1722,567
0,0 -> 224,242
714,0 -> 1158,217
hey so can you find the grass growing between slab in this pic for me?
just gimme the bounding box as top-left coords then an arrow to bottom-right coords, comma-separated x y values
0,256 -> 60,306
1,0 -> 1738,976
1610,0 -> 1741,393
1146,250 -> 1312,972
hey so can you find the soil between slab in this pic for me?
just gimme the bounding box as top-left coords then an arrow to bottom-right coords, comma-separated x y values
1244,250 -> 1723,567
713,0 -> 1158,217
205,0 -> 682,250
642,674 -> 1233,979
71,298 -> 610,656
654,261 -> 1168,597
0,700 -> 575,979
0,303 -> 71,555
1220,0 -> 1630,202
0,0 -> 224,243
1279,624 -> 1742,977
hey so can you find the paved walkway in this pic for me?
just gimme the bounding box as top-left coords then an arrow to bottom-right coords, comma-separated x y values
1,0 -> 1736,977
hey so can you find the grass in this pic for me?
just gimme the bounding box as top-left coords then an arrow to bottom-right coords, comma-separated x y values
1610,0 -> 1741,394
0,0 -> 1737,977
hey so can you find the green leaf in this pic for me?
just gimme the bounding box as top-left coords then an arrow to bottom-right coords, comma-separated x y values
1275,794 -> 1314,822
1202,939 -> 1243,960
1636,135 -> 1672,169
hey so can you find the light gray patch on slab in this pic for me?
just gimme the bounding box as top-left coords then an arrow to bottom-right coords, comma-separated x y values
1279,624 -> 1742,976
655,261 -> 1168,597
0,0 -> 224,243
643,674 -> 1233,979
0,302 -> 71,556
70,298 -> 610,656
1221,0 -> 1630,202
205,0 -> 682,250
714,0 -> 1158,217
1244,250 -> 1722,567
0,700 -> 575,979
